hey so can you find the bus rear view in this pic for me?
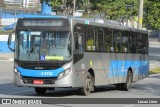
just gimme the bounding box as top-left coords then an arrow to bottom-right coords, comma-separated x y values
8,18 -> 74,94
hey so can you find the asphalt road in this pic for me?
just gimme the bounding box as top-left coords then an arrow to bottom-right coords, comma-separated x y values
149,38 -> 160,69
0,39 -> 160,106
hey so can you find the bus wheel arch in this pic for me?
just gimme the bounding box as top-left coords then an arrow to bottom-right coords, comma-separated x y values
88,68 -> 95,86
80,69 -> 95,96
122,68 -> 133,91
128,67 -> 133,81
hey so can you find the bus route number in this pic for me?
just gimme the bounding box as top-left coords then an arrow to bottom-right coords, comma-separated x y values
41,72 -> 53,76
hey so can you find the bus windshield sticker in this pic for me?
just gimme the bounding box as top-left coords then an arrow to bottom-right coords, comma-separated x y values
85,20 -> 90,24
45,56 -> 64,60
40,56 -> 45,61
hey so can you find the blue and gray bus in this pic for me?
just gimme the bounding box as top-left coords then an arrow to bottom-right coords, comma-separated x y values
8,17 -> 149,95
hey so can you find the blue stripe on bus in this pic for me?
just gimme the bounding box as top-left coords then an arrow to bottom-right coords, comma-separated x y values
108,60 -> 149,77
17,66 -> 64,77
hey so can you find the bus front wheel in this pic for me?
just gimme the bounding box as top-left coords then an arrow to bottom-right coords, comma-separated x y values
80,72 -> 94,96
35,88 -> 46,95
122,70 -> 133,91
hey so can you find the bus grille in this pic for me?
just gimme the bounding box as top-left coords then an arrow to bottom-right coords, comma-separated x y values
22,77 -> 57,84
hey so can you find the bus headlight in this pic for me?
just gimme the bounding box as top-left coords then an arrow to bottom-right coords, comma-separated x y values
64,69 -> 70,75
57,68 -> 70,79
14,69 -> 22,79
57,72 -> 64,79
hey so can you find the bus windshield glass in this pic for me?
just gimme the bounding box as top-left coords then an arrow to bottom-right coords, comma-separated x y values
16,31 -> 71,61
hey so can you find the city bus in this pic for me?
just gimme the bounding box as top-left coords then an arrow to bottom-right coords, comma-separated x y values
8,17 -> 149,96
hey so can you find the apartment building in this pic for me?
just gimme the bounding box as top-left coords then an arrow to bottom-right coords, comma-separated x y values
3,0 -> 39,8
4,0 -> 21,5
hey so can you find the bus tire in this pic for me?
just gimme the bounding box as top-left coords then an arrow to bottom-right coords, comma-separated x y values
80,72 -> 93,96
122,70 -> 133,91
35,88 -> 46,95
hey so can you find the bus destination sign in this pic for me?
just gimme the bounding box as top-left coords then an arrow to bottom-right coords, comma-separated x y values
23,20 -> 63,27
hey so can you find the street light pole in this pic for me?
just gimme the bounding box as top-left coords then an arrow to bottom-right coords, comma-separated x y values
138,0 -> 144,29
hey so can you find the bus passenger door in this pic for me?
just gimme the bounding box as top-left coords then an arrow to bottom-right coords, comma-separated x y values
73,31 -> 85,87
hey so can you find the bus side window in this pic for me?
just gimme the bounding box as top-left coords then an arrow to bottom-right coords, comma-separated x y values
137,33 -> 148,54
143,34 -> 148,54
104,28 -> 113,52
97,27 -> 105,52
122,32 -> 128,53
85,26 -> 96,52
137,34 -> 143,54
114,31 -> 122,53
129,33 -> 137,53
86,35 -> 95,51
74,33 -> 84,53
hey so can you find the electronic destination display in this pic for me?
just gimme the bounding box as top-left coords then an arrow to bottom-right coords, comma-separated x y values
23,20 -> 63,27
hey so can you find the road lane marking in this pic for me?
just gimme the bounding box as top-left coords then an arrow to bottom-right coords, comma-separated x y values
124,105 -> 135,107
149,45 -> 160,48
150,62 -> 160,65
149,74 -> 160,77
7,90 -> 33,95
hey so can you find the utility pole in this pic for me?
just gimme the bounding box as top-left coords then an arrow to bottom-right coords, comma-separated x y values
73,0 -> 76,16
138,0 -> 144,29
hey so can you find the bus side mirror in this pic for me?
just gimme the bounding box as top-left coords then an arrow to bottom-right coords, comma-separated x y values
8,31 -> 15,52
8,33 -> 12,45
68,44 -> 71,55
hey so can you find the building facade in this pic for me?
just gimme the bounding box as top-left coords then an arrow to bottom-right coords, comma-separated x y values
4,0 -> 39,8
23,0 -> 39,8
4,0 -> 22,5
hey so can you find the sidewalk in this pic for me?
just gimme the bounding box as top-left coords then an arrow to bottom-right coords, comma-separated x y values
0,53 -> 14,60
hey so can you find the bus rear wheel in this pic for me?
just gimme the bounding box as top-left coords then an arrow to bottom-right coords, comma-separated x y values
80,72 -> 94,96
35,88 -> 46,95
122,71 -> 133,91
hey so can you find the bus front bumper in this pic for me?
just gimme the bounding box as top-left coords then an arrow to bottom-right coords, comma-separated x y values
14,73 -> 74,88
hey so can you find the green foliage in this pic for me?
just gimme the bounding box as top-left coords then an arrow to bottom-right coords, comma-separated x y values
91,0 -> 139,20
150,68 -> 160,74
39,0 -> 160,30
144,0 -> 160,30
40,0 -> 62,7
80,0 -> 92,12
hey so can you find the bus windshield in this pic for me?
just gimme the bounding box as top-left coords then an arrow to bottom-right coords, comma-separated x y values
16,31 -> 71,61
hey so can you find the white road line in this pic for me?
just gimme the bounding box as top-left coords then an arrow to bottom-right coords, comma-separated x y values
149,74 -> 160,77
124,105 -> 135,107
9,58 -> 14,61
0,58 -> 14,61
0,60 -> 13,62
7,90 -> 33,95
150,42 -> 160,44
150,62 -> 160,65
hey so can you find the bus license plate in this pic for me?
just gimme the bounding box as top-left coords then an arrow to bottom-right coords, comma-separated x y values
33,80 -> 44,85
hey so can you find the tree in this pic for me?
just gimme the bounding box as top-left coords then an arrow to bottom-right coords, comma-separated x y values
91,0 -> 139,20
144,0 -> 160,30
0,0 -> 7,9
40,0 -> 62,7
40,0 -> 80,15
80,0 -> 92,16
